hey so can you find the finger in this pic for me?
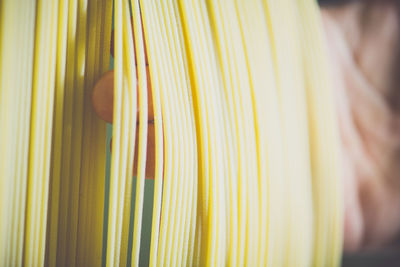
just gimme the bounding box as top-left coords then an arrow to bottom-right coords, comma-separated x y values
92,65 -> 156,179
92,68 -> 154,123
92,70 -> 114,123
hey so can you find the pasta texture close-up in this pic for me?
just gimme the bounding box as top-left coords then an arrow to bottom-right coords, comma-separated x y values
0,0 -> 343,266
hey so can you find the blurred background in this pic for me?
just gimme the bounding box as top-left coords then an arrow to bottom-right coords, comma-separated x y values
318,0 -> 400,266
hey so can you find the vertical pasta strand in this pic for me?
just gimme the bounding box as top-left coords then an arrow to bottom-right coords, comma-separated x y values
263,1 -> 315,266
45,0 -> 69,266
172,3 -> 199,265
128,1 -> 149,267
206,2 -> 240,266
54,0 -> 78,264
105,0 -> 123,264
295,1 -> 344,266
2,1 -> 19,263
0,1 -> 12,261
24,0 -> 59,266
178,1 -> 225,265
106,0 -> 137,265
235,0 -> 277,265
75,0 -> 109,264
157,1 -> 188,266
8,4 -> 23,265
109,0 -> 122,262
13,1 -> 37,265
207,1 -> 250,265
0,1 -> 36,265
151,0 -> 181,264
74,0 -> 96,263
139,1 -> 165,266
218,1 -> 260,265
115,1 -> 137,265
162,2 -> 197,266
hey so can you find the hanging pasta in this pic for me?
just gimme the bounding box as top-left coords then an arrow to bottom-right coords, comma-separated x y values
0,0 -> 343,266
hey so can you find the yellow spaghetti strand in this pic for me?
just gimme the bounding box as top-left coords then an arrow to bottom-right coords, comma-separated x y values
54,0 -> 78,264
24,0 -> 59,265
295,1 -> 344,266
45,0 -> 69,266
116,1 -> 137,265
139,1 -> 165,266
129,1 -> 149,267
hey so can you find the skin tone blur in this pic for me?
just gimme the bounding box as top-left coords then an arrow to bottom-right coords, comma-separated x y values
92,0 -> 400,253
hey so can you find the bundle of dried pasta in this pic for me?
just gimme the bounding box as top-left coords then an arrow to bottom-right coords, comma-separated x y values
0,0 -> 343,266
0,0 -> 111,266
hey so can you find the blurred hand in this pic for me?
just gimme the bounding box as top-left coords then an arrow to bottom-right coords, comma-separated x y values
322,0 -> 400,251
92,68 -> 156,179
92,0 -> 400,253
